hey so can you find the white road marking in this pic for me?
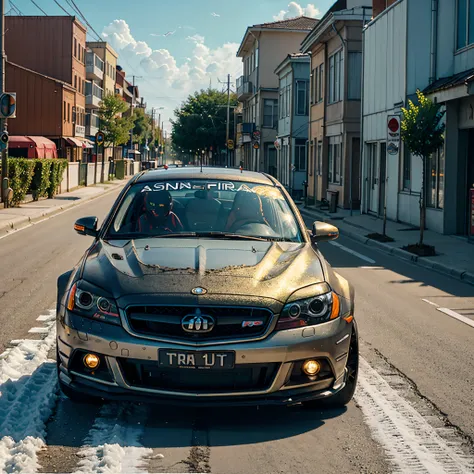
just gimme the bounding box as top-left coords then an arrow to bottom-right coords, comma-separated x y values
329,241 -> 376,264
73,403 -> 153,474
355,357 -> 474,473
36,314 -> 55,322
436,307 -> 474,329
422,299 -> 440,307
360,266 -> 384,270
28,327 -> 51,334
0,310 -> 58,474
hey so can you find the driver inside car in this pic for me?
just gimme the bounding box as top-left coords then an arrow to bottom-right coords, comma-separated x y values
225,190 -> 269,233
138,190 -> 183,234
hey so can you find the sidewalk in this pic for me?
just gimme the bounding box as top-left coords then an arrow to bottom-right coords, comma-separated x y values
0,179 -> 128,235
299,204 -> 474,287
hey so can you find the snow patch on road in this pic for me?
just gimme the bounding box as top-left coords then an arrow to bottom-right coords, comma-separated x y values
73,403 -> 153,473
355,357 -> 474,473
0,310 -> 57,474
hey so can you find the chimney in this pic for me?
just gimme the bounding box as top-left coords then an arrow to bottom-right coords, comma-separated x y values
372,0 -> 398,18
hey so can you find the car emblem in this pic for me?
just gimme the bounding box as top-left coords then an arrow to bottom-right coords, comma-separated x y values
242,320 -> 264,328
191,287 -> 207,295
182,309 -> 215,333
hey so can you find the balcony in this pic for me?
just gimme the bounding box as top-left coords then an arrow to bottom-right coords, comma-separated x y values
86,112 -> 100,137
237,76 -> 253,101
86,51 -> 104,82
85,80 -> 103,109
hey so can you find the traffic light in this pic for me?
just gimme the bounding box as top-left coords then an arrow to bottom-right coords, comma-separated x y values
0,131 -> 8,145
0,93 -> 16,119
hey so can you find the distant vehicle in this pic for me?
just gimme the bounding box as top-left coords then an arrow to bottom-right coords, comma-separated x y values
57,167 -> 357,408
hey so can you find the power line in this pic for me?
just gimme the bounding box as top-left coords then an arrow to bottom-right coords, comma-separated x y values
52,0 -> 73,16
64,0 -> 102,41
29,0 -> 48,15
9,0 -> 24,14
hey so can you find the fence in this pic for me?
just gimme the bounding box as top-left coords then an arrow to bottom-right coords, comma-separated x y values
59,159 -> 141,193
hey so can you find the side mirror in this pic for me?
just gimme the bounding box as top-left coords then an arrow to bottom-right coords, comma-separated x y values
311,221 -> 339,243
74,216 -> 98,237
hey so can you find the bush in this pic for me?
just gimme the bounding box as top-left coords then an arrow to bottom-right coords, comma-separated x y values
7,158 -> 36,206
31,159 -> 53,201
47,159 -> 67,199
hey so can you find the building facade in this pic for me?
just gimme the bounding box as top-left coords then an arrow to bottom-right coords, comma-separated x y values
302,1 -> 371,209
361,0 -> 472,237
5,16 -> 88,160
236,16 -> 318,175
275,53 -> 310,198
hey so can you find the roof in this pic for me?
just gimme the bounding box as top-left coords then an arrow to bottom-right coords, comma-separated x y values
253,16 -> 319,30
136,167 -> 276,186
237,16 -> 319,57
275,52 -> 310,75
301,1 -> 371,53
424,68 -> 474,95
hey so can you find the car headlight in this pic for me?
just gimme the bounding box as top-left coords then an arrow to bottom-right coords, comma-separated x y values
66,280 -> 120,326
276,291 -> 350,331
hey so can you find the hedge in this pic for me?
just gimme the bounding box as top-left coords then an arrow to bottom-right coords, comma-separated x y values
0,158 -> 68,206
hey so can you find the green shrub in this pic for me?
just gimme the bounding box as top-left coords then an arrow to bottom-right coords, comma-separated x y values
31,159 -> 53,201
7,158 -> 36,206
47,159 -> 67,198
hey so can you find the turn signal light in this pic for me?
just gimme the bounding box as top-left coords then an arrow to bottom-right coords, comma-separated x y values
67,283 -> 77,311
302,359 -> 321,376
329,293 -> 340,320
83,353 -> 100,369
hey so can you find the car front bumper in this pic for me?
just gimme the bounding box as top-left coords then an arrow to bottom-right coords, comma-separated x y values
57,309 -> 355,406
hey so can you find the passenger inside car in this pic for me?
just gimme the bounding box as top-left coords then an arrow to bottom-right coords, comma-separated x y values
137,190 -> 183,234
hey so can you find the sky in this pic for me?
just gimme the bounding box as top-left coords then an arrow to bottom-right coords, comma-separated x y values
7,0 -> 335,132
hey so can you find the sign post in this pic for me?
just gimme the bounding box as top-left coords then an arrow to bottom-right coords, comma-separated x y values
96,131 -> 105,183
387,115 -> 400,155
470,188 -> 474,241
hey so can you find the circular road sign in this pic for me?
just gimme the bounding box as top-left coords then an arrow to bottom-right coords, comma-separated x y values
388,118 -> 400,133
95,132 -> 105,146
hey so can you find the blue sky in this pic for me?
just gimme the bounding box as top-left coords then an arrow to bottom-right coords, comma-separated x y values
8,1 -> 334,130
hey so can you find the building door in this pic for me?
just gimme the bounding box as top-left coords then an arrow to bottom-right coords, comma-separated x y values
367,143 -> 378,214
379,142 -> 387,216
267,145 -> 277,178
351,138 -> 361,208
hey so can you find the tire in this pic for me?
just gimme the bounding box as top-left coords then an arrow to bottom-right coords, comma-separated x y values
303,329 -> 359,409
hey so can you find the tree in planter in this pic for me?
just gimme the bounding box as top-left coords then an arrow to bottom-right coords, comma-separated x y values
401,89 -> 445,253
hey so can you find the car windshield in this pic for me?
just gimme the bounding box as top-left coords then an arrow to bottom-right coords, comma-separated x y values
105,179 -> 303,242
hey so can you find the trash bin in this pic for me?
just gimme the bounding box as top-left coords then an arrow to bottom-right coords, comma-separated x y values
327,190 -> 339,213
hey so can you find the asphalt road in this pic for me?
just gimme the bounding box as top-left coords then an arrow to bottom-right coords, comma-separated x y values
1,189 -> 474,473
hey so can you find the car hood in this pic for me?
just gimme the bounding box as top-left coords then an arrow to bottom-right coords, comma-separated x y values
81,238 -> 327,304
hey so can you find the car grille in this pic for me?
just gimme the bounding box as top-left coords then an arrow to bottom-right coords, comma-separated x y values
125,305 -> 273,342
118,358 -> 279,393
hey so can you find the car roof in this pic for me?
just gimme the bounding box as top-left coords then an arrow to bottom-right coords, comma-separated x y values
135,166 -> 277,185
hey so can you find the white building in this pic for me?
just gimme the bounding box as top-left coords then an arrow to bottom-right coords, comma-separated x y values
361,0 -> 473,236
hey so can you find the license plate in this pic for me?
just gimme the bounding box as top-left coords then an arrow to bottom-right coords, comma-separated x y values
158,350 -> 235,369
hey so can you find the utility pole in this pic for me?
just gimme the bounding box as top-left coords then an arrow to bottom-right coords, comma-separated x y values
130,75 -> 142,159
226,74 -> 231,167
0,0 -> 7,206
151,108 -> 155,161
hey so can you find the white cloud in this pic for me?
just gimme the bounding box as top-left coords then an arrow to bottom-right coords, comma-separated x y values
102,20 -> 241,132
273,2 -> 321,20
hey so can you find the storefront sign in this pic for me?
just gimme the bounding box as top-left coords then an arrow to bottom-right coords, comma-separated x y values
75,125 -> 85,137
387,115 -> 400,155
470,188 -> 474,237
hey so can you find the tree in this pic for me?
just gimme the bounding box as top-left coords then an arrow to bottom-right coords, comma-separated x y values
401,89 -> 445,249
171,88 -> 238,161
132,107 -> 152,145
97,94 -> 133,150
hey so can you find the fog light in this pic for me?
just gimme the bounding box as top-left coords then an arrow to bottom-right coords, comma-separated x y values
302,359 -> 320,376
83,353 -> 100,369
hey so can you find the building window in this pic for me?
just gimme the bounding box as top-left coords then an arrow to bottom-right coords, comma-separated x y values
367,143 -> 377,190
402,147 -> 411,190
63,101 -> 66,121
296,80 -> 308,115
295,139 -> 307,171
263,99 -> 278,128
67,103 -> 70,123
348,52 -> 362,100
427,146 -> 445,209
328,50 -> 343,104
328,136 -> 342,184
74,75 -> 77,90
74,38 -> 77,58
285,85 -> 291,117
318,65 -> 323,102
317,141 -> 322,175
311,68 -> 316,104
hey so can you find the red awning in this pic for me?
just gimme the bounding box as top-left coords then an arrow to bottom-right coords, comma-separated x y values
8,136 -> 57,158
66,137 -> 84,148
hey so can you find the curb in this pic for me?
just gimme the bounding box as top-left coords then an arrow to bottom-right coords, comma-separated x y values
0,182 -> 125,236
299,207 -> 474,287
